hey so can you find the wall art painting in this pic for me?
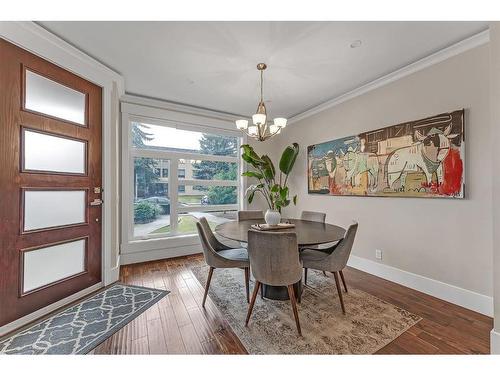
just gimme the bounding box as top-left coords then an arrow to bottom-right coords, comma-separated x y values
307,110 -> 465,198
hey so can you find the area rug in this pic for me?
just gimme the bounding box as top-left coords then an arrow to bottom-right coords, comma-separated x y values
0,283 -> 169,355
191,266 -> 421,354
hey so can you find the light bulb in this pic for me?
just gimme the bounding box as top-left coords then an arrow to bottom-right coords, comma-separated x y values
273,117 -> 287,128
252,113 -> 266,126
248,126 -> 258,136
235,119 -> 248,130
269,124 -> 280,134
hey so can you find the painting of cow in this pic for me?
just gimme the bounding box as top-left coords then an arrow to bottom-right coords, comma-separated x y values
386,124 -> 459,191
307,110 -> 465,198
341,147 -> 379,192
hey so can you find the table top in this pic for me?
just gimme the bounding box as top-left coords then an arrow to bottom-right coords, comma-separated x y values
215,218 -> 345,246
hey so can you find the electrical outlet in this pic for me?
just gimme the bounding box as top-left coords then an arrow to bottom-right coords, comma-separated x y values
375,249 -> 382,260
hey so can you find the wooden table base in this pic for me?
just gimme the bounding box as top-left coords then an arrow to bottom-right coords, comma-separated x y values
262,280 -> 302,301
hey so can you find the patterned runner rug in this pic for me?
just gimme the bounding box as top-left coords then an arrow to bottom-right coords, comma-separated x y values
191,266 -> 421,354
0,283 -> 169,354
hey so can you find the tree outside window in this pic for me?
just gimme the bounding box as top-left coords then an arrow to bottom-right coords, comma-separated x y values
192,134 -> 238,205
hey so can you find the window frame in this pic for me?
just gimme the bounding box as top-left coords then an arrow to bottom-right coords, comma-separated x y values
121,110 -> 244,255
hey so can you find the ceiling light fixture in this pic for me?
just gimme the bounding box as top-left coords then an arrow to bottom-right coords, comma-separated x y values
235,63 -> 286,142
350,40 -> 362,48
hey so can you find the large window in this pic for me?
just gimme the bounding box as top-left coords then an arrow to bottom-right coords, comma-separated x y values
128,121 -> 241,240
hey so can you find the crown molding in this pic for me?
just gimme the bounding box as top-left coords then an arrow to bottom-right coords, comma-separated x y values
288,29 -> 490,125
0,21 -> 125,94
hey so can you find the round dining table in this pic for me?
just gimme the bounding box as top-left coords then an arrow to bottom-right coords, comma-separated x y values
215,218 -> 345,301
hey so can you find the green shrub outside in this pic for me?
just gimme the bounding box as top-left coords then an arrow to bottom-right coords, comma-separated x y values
134,201 -> 162,223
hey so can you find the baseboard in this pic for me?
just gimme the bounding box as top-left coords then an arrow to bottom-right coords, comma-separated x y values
120,244 -> 202,265
491,329 -> 500,354
0,282 -> 103,337
347,255 -> 493,317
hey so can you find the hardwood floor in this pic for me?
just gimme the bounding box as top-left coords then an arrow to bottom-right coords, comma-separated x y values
92,254 -> 492,354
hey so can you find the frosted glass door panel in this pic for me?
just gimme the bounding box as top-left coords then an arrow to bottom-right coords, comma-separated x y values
23,239 -> 86,293
23,130 -> 86,174
24,190 -> 86,231
25,70 -> 86,125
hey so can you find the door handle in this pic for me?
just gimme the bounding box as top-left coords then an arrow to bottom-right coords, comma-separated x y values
90,199 -> 103,206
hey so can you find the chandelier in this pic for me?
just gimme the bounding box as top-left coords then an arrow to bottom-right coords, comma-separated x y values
235,63 -> 287,142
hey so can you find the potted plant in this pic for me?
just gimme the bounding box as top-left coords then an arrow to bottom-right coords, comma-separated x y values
241,143 -> 299,225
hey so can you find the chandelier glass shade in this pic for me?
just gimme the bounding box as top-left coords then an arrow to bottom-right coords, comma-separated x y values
235,63 -> 287,141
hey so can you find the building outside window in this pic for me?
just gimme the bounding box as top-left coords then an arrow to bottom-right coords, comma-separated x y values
129,121 -> 240,240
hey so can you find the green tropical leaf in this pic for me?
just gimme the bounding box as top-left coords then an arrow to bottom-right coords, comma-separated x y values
242,171 -> 263,179
241,144 -> 265,166
293,195 -> 297,205
271,184 -> 280,193
279,142 -> 299,175
261,155 -> 275,180
241,153 -> 256,166
245,184 -> 258,195
248,190 -> 255,204
240,144 -> 253,153
280,186 -> 289,200
263,166 -> 274,181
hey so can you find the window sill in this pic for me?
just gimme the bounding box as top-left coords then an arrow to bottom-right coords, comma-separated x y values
121,233 -> 200,254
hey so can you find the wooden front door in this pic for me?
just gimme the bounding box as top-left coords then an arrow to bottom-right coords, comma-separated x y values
0,38 -> 103,327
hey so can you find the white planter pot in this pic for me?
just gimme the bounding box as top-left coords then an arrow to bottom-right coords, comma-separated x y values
265,209 -> 281,226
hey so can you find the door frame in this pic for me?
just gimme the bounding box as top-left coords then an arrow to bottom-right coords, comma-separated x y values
0,21 -> 125,335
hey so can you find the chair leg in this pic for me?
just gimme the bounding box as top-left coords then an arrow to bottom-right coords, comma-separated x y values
260,283 -> 265,299
287,285 -> 302,336
304,268 -> 308,285
245,281 -> 261,327
339,270 -> 348,293
333,271 -> 346,314
244,267 -> 250,303
202,267 -> 214,308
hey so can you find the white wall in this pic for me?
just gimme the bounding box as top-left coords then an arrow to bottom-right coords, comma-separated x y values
489,22 -> 500,353
250,44 -> 493,311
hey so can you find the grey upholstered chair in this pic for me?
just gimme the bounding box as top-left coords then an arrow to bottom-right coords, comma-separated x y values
299,210 -> 330,256
196,217 -> 250,307
301,210 -> 326,223
300,222 -> 358,314
245,230 -> 303,335
238,210 -> 265,221
236,210 -> 265,248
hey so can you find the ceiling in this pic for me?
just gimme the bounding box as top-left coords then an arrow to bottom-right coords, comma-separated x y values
40,21 -> 489,118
